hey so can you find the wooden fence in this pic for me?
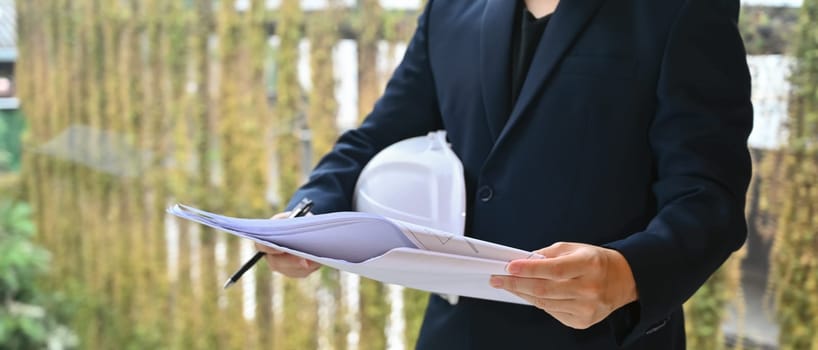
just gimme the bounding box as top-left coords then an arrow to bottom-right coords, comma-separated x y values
16,1 -> 426,348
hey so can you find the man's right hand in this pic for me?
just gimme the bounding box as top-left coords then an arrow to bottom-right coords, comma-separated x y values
254,211 -> 321,278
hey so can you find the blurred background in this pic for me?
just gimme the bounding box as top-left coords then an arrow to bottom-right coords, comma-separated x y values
0,0 -> 815,349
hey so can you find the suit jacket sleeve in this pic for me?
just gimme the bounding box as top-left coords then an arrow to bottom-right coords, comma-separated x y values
604,0 -> 752,345
285,1 -> 443,214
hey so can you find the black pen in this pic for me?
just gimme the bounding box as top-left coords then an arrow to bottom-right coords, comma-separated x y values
223,198 -> 314,289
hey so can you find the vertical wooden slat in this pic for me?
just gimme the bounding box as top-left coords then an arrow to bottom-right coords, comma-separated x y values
770,0 -> 818,348
306,2 -> 347,348
356,2 -> 389,348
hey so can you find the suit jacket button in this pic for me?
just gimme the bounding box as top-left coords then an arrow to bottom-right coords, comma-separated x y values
478,186 -> 493,202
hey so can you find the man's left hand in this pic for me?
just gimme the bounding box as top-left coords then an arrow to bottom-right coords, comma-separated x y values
489,242 -> 638,329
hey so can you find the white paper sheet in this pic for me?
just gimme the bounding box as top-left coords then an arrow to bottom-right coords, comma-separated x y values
169,204 -> 538,305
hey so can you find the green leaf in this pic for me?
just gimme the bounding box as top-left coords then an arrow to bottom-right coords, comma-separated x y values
18,317 -> 47,344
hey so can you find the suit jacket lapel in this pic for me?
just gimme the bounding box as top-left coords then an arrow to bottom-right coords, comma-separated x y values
479,0 -> 516,142
487,0 -> 605,159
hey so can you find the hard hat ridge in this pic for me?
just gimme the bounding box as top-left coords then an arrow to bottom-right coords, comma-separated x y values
353,131 -> 466,237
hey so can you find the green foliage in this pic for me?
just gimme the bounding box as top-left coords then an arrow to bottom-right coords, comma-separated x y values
739,6 -> 799,55
684,254 -> 744,350
403,289 -> 429,348
0,110 -> 25,172
0,199 -> 76,349
275,0 -> 306,204
15,0 -> 422,347
769,0 -> 818,348
356,0 -> 383,123
359,278 -> 388,349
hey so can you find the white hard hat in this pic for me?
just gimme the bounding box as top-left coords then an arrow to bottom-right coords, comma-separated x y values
353,131 -> 466,236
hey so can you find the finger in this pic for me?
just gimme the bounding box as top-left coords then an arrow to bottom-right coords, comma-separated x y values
267,253 -> 311,270
301,259 -> 320,270
255,243 -> 286,255
271,211 -> 291,220
489,275 -> 578,299
266,253 -> 321,277
506,253 -> 587,280
292,260 -> 321,277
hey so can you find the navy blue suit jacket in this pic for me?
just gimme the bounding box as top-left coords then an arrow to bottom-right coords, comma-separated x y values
287,0 -> 753,348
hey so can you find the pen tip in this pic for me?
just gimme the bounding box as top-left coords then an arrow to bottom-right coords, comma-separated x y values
223,279 -> 235,290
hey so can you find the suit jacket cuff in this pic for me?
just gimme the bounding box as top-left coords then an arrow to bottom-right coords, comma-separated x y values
603,235 -> 680,347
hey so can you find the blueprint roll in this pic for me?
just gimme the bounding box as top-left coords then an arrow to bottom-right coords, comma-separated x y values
353,130 -> 467,236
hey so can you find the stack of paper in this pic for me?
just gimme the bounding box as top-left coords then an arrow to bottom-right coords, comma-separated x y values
169,204 -> 538,305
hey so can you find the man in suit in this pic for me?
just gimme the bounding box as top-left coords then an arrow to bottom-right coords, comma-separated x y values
256,0 -> 753,348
